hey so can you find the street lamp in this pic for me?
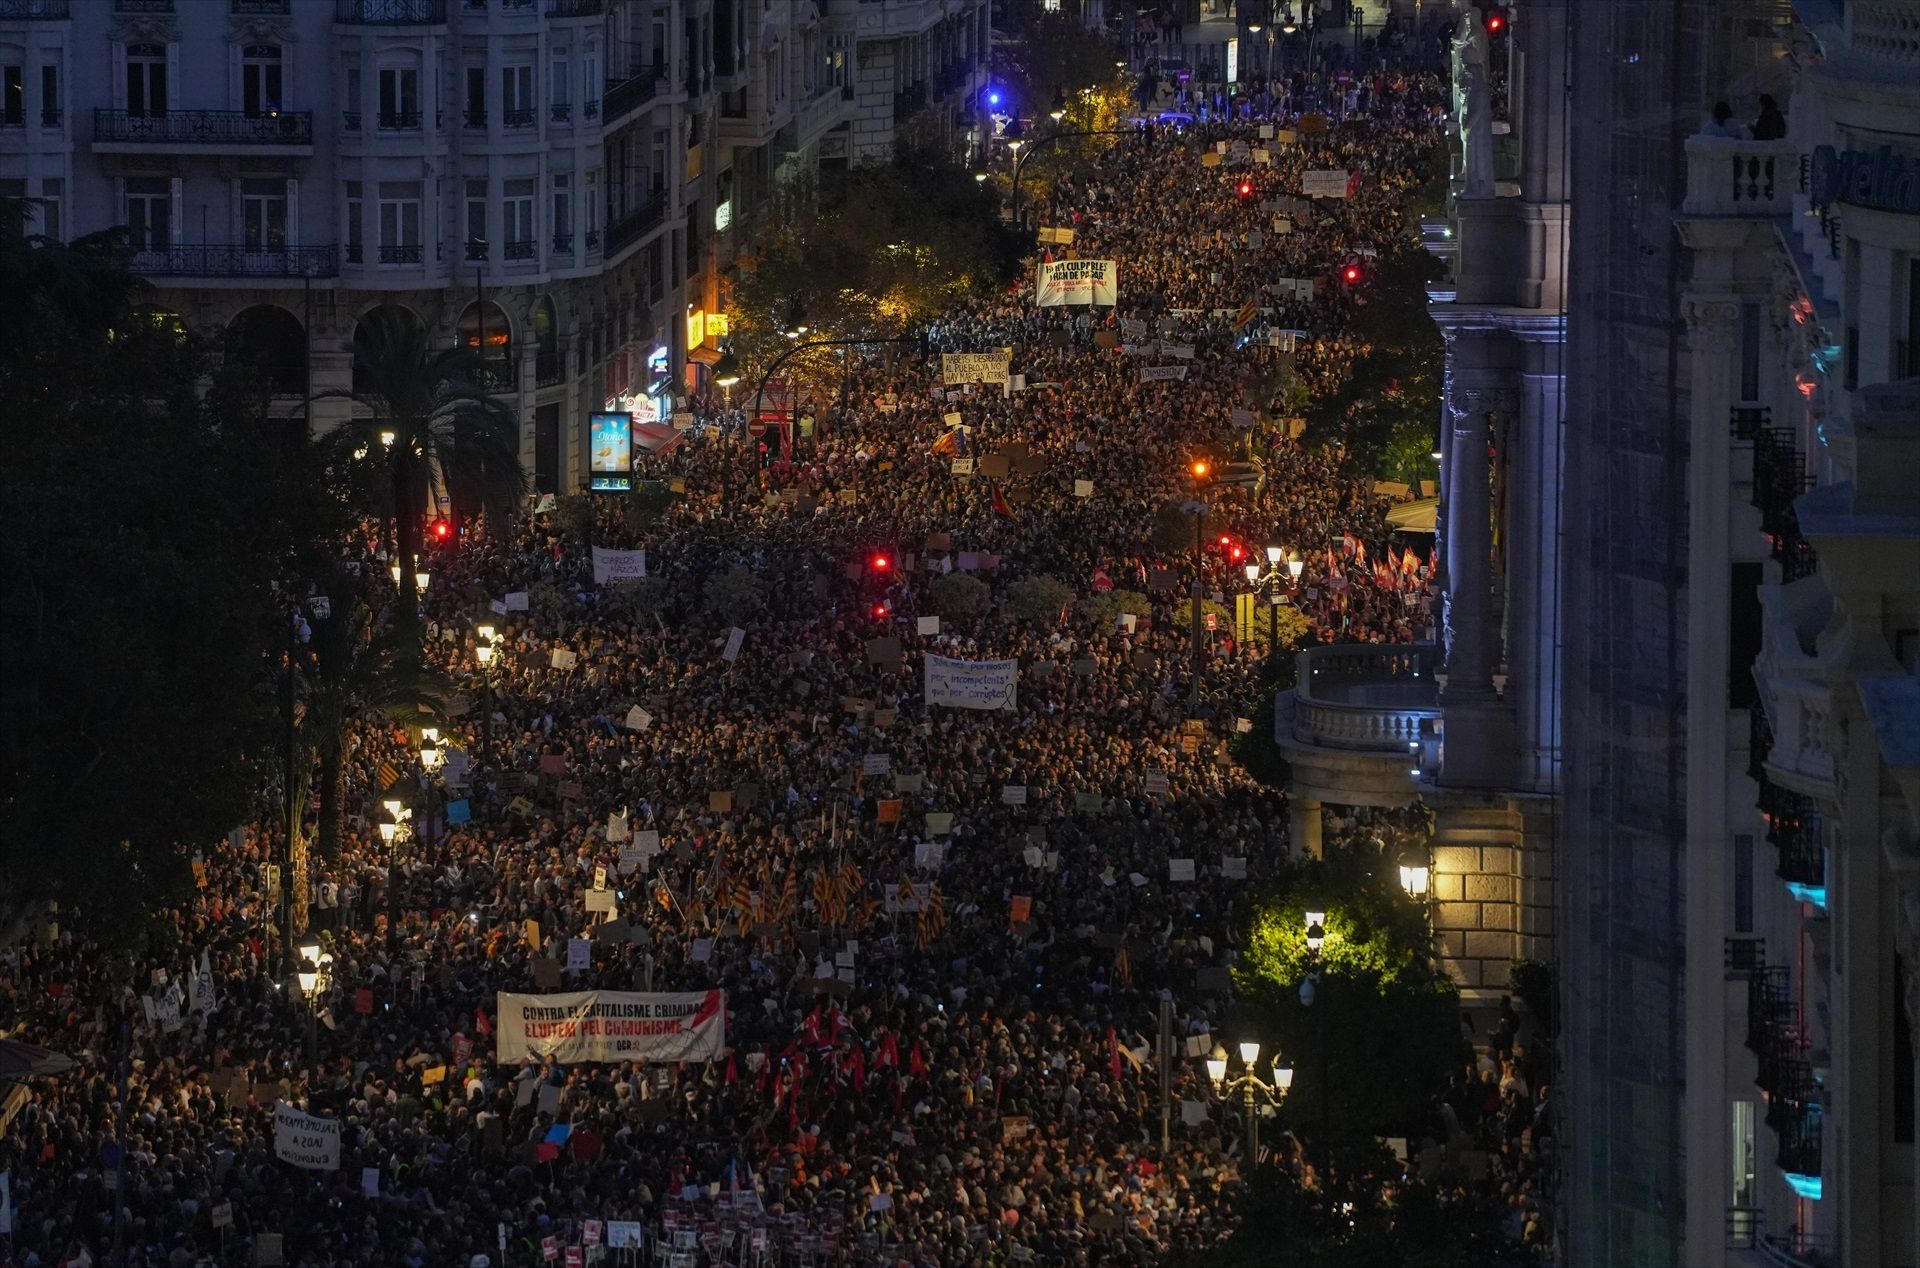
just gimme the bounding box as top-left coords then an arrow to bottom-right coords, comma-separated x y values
1187,460 -> 1214,711
380,429 -> 397,448
1397,842 -> 1431,899
295,938 -> 323,1066
1304,910 -> 1326,954
1244,542 -> 1306,665
713,349 -> 742,388
389,563 -> 402,584
1206,1039 -> 1293,1161
1049,89 -> 1067,122
414,570 -> 430,593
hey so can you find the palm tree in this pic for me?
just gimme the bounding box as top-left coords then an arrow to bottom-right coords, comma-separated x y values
316,305 -> 527,643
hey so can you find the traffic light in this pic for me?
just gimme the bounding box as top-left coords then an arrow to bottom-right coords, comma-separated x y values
1341,262 -> 1363,285
429,518 -> 454,545
1485,5 -> 1508,35
869,551 -> 891,574
1235,177 -> 1255,202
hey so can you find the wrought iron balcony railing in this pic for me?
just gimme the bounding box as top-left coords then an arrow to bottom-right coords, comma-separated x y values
603,190 -> 667,256
504,239 -> 535,260
551,233 -> 573,255
604,70 -> 661,121
503,108 -> 536,129
547,0 -> 602,12
377,110 -> 423,130
95,109 -> 313,146
550,103 -> 571,123
131,244 -> 338,279
335,0 -> 446,21
1734,407 -> 1818,581
0,0 -> 71,16
535,350 -> 564,386
1759,781 -> 1824,889
378,244 -> 423,264
232,0 -> 290,12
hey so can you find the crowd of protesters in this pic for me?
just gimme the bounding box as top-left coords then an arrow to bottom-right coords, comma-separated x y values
0,51 -> 1554,1268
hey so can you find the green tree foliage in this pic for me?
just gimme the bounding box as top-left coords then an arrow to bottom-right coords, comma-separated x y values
1173,596 -> 1234,632
730,142 -> 1023,372
702,565 -> 766,619
604,575 -> 672,623
0,211 -> 341,937
1004,574 -> 1076,624
993,8 -> 1125,128
1150,501 -> 1199,557
623,480 -> 677,534
929,571 -> 991,621
1078,587 -> 1151,627
1302,246 -> 1445,490
552,493 -> 596,549
1234,844 -> 1463,1141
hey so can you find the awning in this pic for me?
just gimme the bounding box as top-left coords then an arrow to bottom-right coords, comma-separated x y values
685,345 -> 723,366
1385,497 -> 1439,535
632,423 -> 686,456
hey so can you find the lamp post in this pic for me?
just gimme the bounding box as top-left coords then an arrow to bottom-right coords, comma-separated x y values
1186,460 -> 1214,711
378,805 -> 412,951
1206,1040 -> 1294,1163
1300,909 -> 1330,1174
1243,543 -> 1306,665
475,624 -> 501,760
1008,126 -> 1140,229
295,937 -> 323,1068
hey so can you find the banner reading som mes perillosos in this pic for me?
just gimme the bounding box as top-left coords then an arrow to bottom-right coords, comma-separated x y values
496,990 -> 726,1063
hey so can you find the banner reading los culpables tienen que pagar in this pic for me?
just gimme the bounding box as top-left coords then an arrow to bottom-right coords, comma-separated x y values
495,990 -> 726,1063
1035,259 -> 1118,307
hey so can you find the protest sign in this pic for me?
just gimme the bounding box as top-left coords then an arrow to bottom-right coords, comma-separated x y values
590,547 -> 647,584
494,990 -> 727,1064
273,1102 -> 341,1170
940,350 -> 1011,385
924,656 -> 1019,710
1035,258 -> 1118,307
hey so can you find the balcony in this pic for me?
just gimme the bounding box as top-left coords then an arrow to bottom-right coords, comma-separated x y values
550,103 -> 571,124
535,349 -> 563,386
335,0 -> 446,22
1762,780 -> 1826,893
1289,644 -> 1440,752
94,109 -> 313,152
547,0 -> 602,13
231,0 -> 290,12
504,239 -> 535,261
343,110 -> 362,132
464,109 -> 487,129
465,240 -> 488,262
603,190 -> 667,258
114,0 -> 171,10
378,244 -> 424,265
603,70 -> 661,126
131,244 -> 338,280
551,233 -> 573,256
0,0 -> 70,16
377,110 -> 422,131
503,108 -> 536,129
584,100 -> 600,120
1679,136 -> 1798,218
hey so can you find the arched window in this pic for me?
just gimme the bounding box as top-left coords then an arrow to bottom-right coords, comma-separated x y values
352,303 -> 426,395
457,299 -> 513,387
227,304 -> 306,395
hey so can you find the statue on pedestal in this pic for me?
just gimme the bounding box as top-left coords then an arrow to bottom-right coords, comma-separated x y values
1452,12 -> 1494,198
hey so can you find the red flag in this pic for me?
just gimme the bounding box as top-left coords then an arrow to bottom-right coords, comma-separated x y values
1091,567 -> 1114,594
990,483 -> 1015,519
1108,1026 -> 1123,1081
474,1005 -> 493,1038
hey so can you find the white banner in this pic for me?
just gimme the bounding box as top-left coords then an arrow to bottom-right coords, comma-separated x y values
494,990 -> 727,1064
273,1102 -> 342,1171
1035,259 -> 1118,307
591,547 -> 648,584
188,950 -> 217,1017
1138,365 -> 1190,382
1301,169 -> 1354,199
941,350 -> 1011,385
924,655 -> 1019,711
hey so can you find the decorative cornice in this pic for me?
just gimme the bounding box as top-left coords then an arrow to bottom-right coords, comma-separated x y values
109,15 -> 180,43
227,16 -> 296,44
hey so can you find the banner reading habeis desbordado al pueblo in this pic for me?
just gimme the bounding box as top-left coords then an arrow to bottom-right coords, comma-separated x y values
496,990 -> 726,1063
1035,259 -> 1118,307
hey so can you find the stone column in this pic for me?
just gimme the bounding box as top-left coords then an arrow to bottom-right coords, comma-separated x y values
1443,385 -> 1496,701
1290,797 -> 1323,860
1506,332 -> 1565,794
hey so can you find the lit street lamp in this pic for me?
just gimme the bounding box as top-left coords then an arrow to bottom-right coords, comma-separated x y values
1205,1039 -> 1294,1162
1300,909 -> 1331,1172
1243,542 -> 1306,664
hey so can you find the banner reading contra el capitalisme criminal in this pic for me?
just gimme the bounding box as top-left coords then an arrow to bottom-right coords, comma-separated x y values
495,990 -> 726,1064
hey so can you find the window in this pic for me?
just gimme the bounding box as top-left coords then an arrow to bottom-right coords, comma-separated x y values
551,172 -> 571,250
465,65 -> 486,126
344,181 -> 363,263
39,63 -> 56,126
584,44 -> 601,114
343,66 -> 361,129
242,179 -> 288,252
1730,1100 -> 1756,1235
502,64 -> 533,126
38,176 -> 60,241
126,43 -> 166,118
1738,303 -> 1760,403
125,177 -> 170,250
377,181 -> 422,262
378,66 -> 418,128
2,64 -> 21,126
505,178 -> 535,256
241,45 -> 282,118
550,55 -> 568,104
465,179 -> 488,255
585,169 -> 600,241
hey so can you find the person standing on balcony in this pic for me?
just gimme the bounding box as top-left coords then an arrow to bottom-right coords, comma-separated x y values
1751,94 -> 1787,141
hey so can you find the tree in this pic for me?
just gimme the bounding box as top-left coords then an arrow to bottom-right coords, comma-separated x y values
1150,501 -> 1199,557
929,572 -> 991,621
604,575 -> 672,622
1233,844 -> 1463,1143
320,307 -> 527,642
702,565 -> 766,619
1004,574 -> 1075,624
1078,588 -> 1151,628
0,209 -> 344,940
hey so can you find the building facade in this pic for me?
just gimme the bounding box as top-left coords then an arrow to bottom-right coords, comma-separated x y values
0,0 -> 982,495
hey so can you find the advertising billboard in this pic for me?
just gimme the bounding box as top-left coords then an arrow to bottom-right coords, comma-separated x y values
589,412 -> 632,492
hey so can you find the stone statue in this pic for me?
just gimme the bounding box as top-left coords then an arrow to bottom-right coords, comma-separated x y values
1453,12 -> 1495,197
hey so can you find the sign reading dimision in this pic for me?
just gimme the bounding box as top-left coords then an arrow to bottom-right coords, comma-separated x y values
1035,259 -> 1118,307
495,990 -> 727,1063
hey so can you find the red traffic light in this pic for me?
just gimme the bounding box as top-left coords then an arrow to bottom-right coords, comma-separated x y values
1342,264 -> 1363,284
1485,6 -> 1507,34
870,553 -> 891,572
1235,178 -> 1254,201
430,518 -> 453,542
872,602 -> 890,619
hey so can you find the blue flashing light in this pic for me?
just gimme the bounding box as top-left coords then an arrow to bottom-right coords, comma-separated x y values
1782,1171 -> 1823,1200
1785,882 -> 1828,909
987,91 -> 1002,107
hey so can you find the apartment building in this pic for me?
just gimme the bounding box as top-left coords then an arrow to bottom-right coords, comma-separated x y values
0,0 -> 980,493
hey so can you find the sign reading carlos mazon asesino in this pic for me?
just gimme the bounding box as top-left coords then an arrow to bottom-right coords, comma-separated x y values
1035,259 -> 1118,307
495,990 -> 726,1064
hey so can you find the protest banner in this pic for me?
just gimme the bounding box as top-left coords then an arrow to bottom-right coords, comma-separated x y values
923,655 -> 1019,711
589,547 -> 648,584
273,1102 -> 341,1170
1138,365 -> 1189,382
494,990 -> 727,1064
940,350 -> 1011,385
1301,169 -> 1355,199
1035,259 -> 1118,307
